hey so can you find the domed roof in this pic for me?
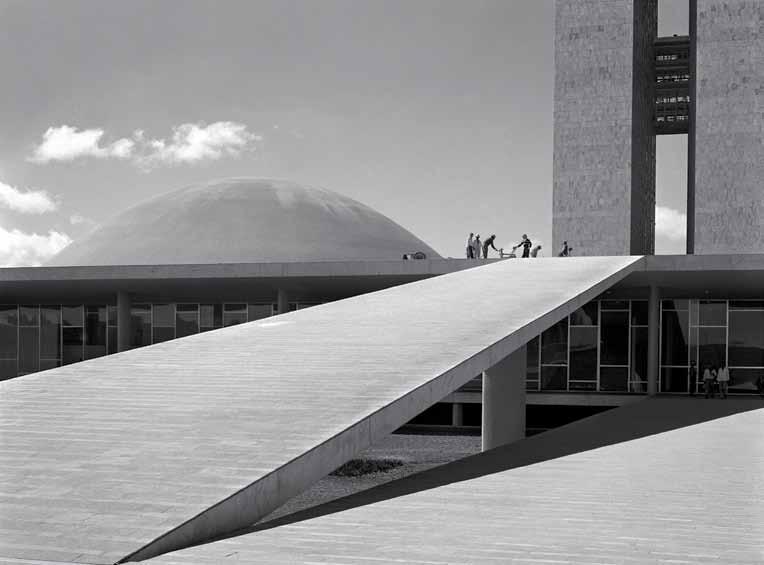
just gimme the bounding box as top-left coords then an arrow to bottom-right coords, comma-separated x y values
47,178 -> 440,266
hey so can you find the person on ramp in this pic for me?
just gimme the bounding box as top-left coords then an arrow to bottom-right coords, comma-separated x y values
482,234 -> 499,258
514,234 -> 532,258
466,233 -> 475,259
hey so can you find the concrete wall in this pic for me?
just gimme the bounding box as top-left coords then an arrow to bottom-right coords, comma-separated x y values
694,0 -> 764,254
630,0 -> 657,255
553,0 -> 657,256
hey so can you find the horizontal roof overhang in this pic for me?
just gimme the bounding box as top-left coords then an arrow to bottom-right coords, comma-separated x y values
1,254 -> 763,304
0,259 -> 489,303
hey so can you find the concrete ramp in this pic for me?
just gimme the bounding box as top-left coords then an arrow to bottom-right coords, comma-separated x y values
0,256 -> 642,563
148,401 -> 764,564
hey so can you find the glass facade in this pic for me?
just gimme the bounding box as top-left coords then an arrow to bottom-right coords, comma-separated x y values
0,301 -> 318,381
659,299 -> 764,394
1,296 -> 763,395
526,299 -> 649,393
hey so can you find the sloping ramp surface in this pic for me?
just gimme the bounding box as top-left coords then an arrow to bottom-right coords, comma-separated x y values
149,402 -> 764,564
250,396 -> 764,534
0,256 -> 641,564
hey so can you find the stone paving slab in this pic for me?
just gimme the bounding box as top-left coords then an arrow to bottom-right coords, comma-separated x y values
0,256 -> 641,563
150,404 -> 764,565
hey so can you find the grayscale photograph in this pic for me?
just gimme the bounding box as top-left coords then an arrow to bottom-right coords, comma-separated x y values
0,1 -> 763,563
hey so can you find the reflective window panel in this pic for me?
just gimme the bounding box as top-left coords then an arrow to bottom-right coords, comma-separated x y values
631,301 -> 648,326
176,304 -> 199,338
661,309 -> 689,366
569,326 -> 597,381
661,367 -> 689,393
698,300 -> 726,326
108,305 -> 118,327
152,327 -> 175,344
62,305 -> 83,327
600,367 -> 628,392
248,304 -> 273,322
19,326 -> 39,373
630,326 -> 648,385
200,304 -> 222,329
0,305 -> 18,359
131,305 -> 151,348
526,336 -> 539,391
663,299 -> 689,311
570,302 -> 598,326
62,327 -> 84,365
108,327 -> 118,355
600,311 -> 629,365
85,306 -> 107,360
153,304 -> 174,328
19,305 -> 38,327
223,304 -> 247,327
40,359 -> 60,371
601,300 -> 629,310
540,365 -> 567,391
698,327 -> 726,370
730,300 -> 764,310
40,306 -> 61,360
728,368 -> 764,394
728,310 -> 764,367
541,318 -> 568,365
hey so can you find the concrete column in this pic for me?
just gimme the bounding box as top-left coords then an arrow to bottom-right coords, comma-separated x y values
451,403 -> 464,427
647,285 -> 660,396
277,288 -> 290,315
117,291 -> 131,353
481,345 -> 526,452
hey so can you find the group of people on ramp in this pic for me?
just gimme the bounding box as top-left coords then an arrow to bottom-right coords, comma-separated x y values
465,233 -> 541,259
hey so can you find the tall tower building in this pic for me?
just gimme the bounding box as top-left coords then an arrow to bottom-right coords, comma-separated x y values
694,0 -> 764,254
553,0 -> 658,256
553,0 -> 763,256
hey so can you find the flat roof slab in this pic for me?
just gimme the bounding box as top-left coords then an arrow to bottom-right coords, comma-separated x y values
0,256 -> 641,563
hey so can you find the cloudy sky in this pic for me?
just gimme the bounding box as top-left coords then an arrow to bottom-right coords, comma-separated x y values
0,0 -> 688,266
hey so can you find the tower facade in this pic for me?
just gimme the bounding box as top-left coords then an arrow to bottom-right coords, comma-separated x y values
693,0 -> 764,253
553,0 -> 657,256
553,0 -> 763,256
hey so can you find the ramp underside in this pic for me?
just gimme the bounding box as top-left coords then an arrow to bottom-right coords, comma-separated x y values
0,256 -> 642,564
148,401 -> 764,564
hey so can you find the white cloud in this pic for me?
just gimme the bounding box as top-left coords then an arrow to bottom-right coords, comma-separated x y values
655,205 -> 687,241
29,125 -> 134,163
69,213 -> 97,227
0,226 -> 71,267
139,121 -> 261,168
30,122 -> 260,169
0,181 -> 58,214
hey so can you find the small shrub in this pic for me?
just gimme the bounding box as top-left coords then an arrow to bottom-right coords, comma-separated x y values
330,458 -> 405,477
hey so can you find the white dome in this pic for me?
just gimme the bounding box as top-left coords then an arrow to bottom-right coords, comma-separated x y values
47,178 -> 439,266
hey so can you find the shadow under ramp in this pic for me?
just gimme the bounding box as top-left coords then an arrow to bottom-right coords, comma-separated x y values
243,396 -> 764,536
